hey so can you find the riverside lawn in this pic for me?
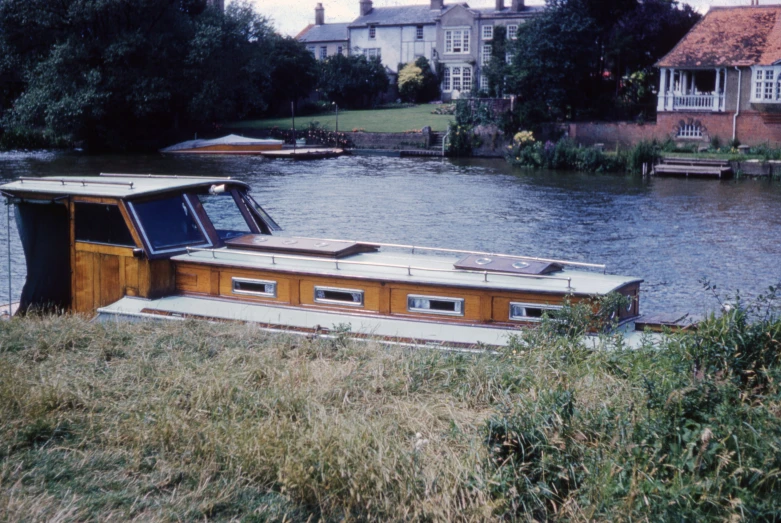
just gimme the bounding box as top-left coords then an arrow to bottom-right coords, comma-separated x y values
1,292 -> 780,521
231,104 -> 451,134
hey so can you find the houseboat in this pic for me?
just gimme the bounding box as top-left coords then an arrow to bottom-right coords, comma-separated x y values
161,134 -> 284,154
0,174 -> 644,347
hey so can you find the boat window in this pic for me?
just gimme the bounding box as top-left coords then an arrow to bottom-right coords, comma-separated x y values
198,193 -> 253,240
314,286 -> 364,307
130,195 -> 208,253
74,203 -> 135,247
509,302 -> 562,322
232,277 -> 277,298
407,295 -> 465,316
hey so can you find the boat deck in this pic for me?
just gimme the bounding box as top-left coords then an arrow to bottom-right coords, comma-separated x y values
97,296 -> 657,349
173,246 -> 641,296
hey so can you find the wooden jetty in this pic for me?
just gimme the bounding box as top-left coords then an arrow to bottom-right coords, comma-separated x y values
1,302 -> 19,319
652,157 -> 733,178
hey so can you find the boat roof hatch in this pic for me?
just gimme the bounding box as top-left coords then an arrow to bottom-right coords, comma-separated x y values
454,254 -> 564,275
0,173 -> 250,200
225,235 -> 379,258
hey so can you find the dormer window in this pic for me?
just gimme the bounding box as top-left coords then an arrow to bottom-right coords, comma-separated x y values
369,25 -> 376,39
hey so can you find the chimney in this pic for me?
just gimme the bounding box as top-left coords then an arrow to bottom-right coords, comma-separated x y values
360,0 -> 373,16
511,0 -> 524,11
315,3 -> 324,25
431,0 -> 443,9
496,0 -> 504,10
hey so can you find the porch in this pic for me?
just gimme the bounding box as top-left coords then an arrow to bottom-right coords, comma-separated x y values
657,68 -> 726,112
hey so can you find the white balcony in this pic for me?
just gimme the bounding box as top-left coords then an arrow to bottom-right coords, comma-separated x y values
658,92 -> 725,112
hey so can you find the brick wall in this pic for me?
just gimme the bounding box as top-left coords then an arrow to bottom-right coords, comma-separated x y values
568,111 -> 781,148
349,131 -> 428,149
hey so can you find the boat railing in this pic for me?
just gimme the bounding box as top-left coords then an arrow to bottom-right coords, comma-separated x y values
18,177 -> 135,188
100,172 -> 233,180
184,247 -> 574,289
291,236 -> 607,272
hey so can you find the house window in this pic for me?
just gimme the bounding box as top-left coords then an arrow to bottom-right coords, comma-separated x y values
482,44 -> 491,65
416,26 -> 424,40
482,25 -> 493,40
677,123 -> 702,138
337,45 -> 343,55
445,29 -> 469,53
443,65 -> 472,92
480,74 -> 488,90
363,48 -> 381,59
307,46 -> 315,56
320,46 -> 327,59
369,25 -> 376,39
508,24 -> 518,39
752,67 -> 781,101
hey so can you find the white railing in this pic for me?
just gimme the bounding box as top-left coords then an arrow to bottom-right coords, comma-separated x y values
659,92 -> 724,112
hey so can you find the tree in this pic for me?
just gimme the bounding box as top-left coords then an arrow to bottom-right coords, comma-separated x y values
0,0 -> 280,150
267,36 -> 318,112
506,0 -> 700,124
397,57 -> 438,103
317,54 -> 389,108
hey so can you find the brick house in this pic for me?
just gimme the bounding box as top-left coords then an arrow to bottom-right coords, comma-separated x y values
297,0 -> 541,101
656,5 -> 781,146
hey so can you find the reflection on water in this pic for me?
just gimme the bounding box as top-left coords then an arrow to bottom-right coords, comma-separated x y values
2,151 -> 780,314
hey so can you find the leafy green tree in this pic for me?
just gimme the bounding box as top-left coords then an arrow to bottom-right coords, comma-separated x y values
398,57 -> 438,103
317,54 -> 389,108
506,0 -> 699,124
267,36 -> 319,112
0,0 -> 282,150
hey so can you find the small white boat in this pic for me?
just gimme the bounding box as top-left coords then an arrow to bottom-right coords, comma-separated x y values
160,134 -> 284,155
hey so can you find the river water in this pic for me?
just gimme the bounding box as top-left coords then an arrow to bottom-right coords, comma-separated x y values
2,151 -> 780,315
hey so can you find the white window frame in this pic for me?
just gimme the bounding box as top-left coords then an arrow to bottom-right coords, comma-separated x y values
416,25 -> 424,40
444,28 -> 470,54
507,24 -> 518,40
363,48 -> 381,60
443,64 -> 472,93
337,45 -> 343,55
320,46 -> 327,60
482,25 -> 493,40
369,25 -> 376,39
482,43 -> 491,65
751,66 -> 781,102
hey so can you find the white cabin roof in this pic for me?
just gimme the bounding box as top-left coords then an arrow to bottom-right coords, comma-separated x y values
0,174 -> 249,200
174,248 -> 642,297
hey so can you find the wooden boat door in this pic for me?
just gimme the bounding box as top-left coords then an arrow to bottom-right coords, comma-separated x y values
70,197 -> 171,313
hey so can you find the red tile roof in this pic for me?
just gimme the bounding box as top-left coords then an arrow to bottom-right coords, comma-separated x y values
657,6 -> 781,68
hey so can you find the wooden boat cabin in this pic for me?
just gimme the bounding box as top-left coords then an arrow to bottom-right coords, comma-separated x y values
0,174 -> 643,346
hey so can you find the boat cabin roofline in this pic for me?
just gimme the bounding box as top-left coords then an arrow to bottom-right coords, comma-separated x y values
0,173 -> 250,201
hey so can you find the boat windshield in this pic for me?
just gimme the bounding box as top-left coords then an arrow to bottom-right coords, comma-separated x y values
198,193 -> 252,240
131,195 -> 208,253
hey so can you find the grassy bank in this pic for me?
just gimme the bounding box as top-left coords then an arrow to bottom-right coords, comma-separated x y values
231,104 -> 452,133
1,298 -> 780,520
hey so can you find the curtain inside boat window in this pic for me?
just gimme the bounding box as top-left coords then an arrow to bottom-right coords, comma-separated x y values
74,203 -> 135,247
128,195 -> 210,254
197,192 -> 253,240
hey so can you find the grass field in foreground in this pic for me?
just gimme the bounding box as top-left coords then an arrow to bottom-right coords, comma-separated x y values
1,305 -> 780,521
231,104 -> 452,133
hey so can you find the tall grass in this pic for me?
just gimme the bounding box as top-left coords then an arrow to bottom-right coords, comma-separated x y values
1,295 -> 780,521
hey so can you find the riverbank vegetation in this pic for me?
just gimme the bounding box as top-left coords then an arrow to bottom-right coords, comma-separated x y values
2,288 -> 779,520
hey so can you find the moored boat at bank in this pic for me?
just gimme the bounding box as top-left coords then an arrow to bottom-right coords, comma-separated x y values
0,173 -> 646,347
161,134 -> 284,154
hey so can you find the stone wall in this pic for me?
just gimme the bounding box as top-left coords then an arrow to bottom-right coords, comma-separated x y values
349,131 -> 429,150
